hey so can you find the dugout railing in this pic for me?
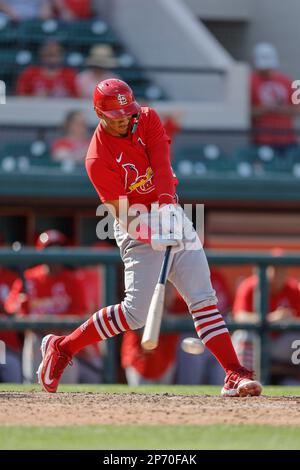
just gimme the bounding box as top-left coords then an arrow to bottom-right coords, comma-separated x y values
0,248 -> 300,384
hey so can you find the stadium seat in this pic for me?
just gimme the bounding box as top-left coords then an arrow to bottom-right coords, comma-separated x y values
130,82 -> 164,100
0,141 -> 87,174
65,50 -> 85,67
57,20 -> 119,48
1,140 -> 48,158
0,48 -> 34,75
234,146 -> 260,177
234,145 -> 289,176
285,146 -> 300,177
1,156 -> 63,173
174,144 -> 231,176
19,19 -> 67,48
0,17 -> 17,44
0,18 -> 166,102
116,68 -> 148,85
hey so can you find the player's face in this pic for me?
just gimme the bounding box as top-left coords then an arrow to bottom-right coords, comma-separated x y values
100,113 -> 131,137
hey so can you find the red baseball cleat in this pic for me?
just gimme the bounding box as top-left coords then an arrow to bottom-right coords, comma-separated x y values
221,366 -> 262,397
37,334 -> 72,393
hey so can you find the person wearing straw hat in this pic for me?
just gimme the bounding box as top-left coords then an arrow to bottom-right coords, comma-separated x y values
76,44 -> 120,98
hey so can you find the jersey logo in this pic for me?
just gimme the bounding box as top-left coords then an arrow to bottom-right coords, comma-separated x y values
116,152 -> 123,163
122,163 -> 155,194
117,94 -> 128,106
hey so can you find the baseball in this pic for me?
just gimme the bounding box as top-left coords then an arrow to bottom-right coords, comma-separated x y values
181,337 -> 204,355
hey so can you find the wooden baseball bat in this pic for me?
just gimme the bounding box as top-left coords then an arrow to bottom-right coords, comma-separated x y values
141,246 -> 172,350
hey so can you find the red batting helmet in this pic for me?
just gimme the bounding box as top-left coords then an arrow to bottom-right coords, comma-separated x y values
93,79 -> 140,119
36,230 -> 68,250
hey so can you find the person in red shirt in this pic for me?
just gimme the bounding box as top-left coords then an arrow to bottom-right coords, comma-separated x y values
251,43 -> 298,151
16,41 -> 77,98
37,79 -> 262,397
51,110 -> 91,163
232,264 -> 300,384
121,282 -> 188,385
161,112 -> 182,143
161,111 -> 182,162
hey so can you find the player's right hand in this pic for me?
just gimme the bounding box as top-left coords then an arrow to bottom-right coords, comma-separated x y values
150,204 -> 184,252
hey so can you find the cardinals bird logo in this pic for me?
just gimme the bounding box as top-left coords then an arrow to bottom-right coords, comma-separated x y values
122,163 -> 155,194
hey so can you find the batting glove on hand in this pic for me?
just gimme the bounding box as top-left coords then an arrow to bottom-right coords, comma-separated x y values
151,204 -> 184,253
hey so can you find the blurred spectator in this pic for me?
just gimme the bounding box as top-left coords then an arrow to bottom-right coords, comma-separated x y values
76,45 -> 120,99
51,110 -> 90,163
51,0 -> 93,20
161,111 -> 183,160
175,269 -> 231,385
0,234 -> 22,384
0,0 -> 52,21
121,283 -> 187,385
161,111 -> 182,143
78,241 -> 114,316
210,269 -> 233,315
251,42 -> 298,152
231,264 -> 300,384
5,230 -> 103,384
16,41 -> 78,98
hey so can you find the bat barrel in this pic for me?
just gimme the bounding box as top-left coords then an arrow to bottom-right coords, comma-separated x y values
141,283 -> 165,350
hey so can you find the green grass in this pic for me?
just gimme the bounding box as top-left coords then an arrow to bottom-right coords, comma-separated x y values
1,383 -> 300,396
1,424 -> 300,450
0,384 -> 299,450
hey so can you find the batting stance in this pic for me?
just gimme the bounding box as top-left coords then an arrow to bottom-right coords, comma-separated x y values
38,79 -> 262,397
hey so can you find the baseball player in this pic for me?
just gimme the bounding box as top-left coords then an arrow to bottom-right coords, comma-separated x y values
37,79 -> 262,397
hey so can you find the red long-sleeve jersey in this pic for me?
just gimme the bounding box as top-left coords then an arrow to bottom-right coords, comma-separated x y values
86,107 -> 178,207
